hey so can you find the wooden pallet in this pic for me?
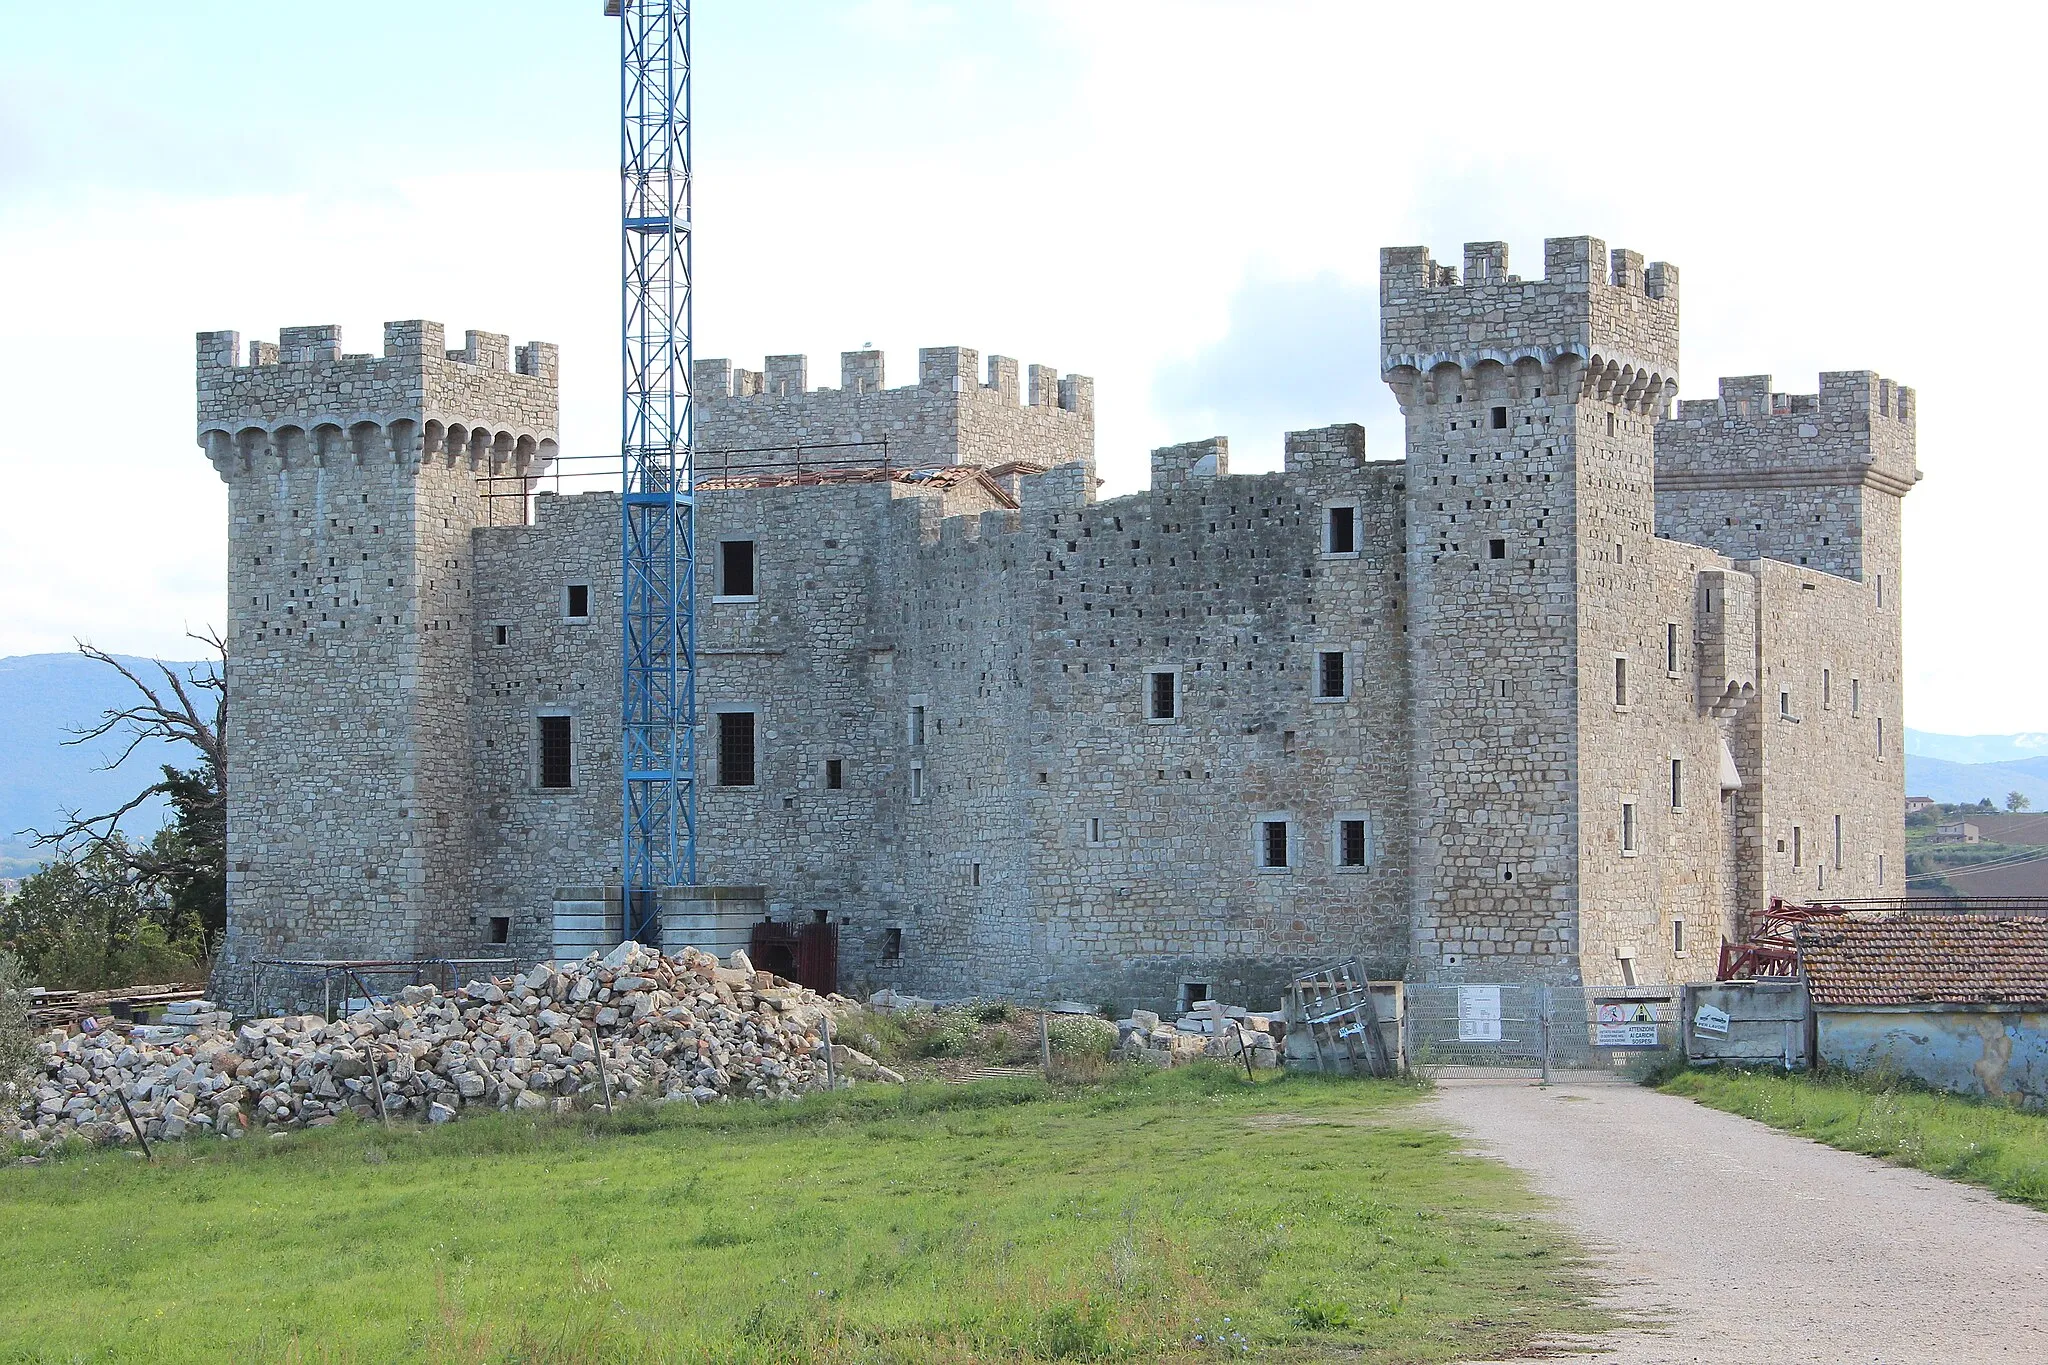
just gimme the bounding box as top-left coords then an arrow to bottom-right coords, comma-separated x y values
1288,959 -> 1393,1078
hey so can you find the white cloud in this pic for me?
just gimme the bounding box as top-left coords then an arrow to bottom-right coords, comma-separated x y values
2,0 -> 2042,731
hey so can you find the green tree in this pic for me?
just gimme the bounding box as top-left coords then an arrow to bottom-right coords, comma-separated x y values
1,837 -> 205,989
0,950 -> 34,1108
25,635 -> 225,949
2009,791 -> 2033,813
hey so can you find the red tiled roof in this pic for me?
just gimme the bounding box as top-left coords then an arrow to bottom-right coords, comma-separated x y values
1798,913 -> 2048,1008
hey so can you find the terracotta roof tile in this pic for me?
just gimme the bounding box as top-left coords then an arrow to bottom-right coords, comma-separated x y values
1798,913 -> 2048,1008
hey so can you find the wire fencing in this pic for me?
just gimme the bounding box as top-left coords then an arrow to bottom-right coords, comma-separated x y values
1402,983 -> 1677,1078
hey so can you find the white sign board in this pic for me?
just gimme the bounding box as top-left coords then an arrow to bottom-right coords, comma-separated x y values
1693,1003 -> 1732,1036
1457,986 -> 1503,1042
1594,999 -> 1661,1049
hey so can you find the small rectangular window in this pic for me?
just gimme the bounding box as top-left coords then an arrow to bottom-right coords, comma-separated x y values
1834,814 -> 1843,870
908,705 -> 926,747
1877,716 -> 1886,757
910,764 -> 925,801
1780,690 -> 1791,717
825,758 -> 843,790
1325,504 -> 1357,555
1614,657 -> 1628,707
971,862 -> 982,888
488,915 -> 511,946
1852,678 -> 1862,715
1490,405 -> 1508,429
1823,669 -> 1832,708
1488,537 -> 1506,560
1665,623 -> 1679,673
1087,815 -> 1103,845
1670,758 -> 1683,811
1261,819 -> 1289,868
1606,411 -> 1616,436
882,927 -> 902,961
1621,802 -> 1637,853
538,715 -> 573,789
565,583 -> 590,620
717,711 -> 757,787
1876,574 -> 1884,608
719,540 -> 757,597
1878,853 -> 1886,886
1317,651 -> 1346,699
494,623 -> 509,647
1339,818 -> 1368,867
1793,825 -> 1803,867
1149,670 -> 1178,720
1672,918 -> 1686,956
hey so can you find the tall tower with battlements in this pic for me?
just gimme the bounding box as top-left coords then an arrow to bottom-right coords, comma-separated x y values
1382,238 -> 1681,983
198,321 -> 558,1002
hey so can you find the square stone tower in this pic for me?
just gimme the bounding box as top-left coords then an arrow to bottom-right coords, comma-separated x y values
197,322 -> 558,1001
1382,239 -> 1680,981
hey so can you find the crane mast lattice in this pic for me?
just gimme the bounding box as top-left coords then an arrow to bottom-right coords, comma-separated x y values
609,0 -> 696,940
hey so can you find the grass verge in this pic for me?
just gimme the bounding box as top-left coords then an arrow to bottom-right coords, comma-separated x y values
1660,1066 -> 2048,1211
2,1065 -> 1608,1363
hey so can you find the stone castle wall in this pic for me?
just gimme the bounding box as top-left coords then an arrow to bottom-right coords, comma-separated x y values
693,346 -> 1093,479
203,236 -> 1919,1013
198,322 -> 558,1005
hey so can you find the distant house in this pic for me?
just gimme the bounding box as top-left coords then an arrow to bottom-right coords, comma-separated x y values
1934,821 -> 1981,844
1798,913 -> 2048,1108
1905,795 -> 1937,814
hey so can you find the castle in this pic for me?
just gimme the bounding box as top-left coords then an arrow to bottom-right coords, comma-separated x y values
198,236 -> 1917,1013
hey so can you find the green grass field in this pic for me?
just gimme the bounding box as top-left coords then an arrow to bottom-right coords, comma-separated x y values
1,1067 -> 1608,1363
1661,1067 -> 2048,1211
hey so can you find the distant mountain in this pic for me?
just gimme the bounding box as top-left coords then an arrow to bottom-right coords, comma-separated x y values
1905,729 -> 2048,764
0,653 -> 210,877
1903,754 -> 2048,808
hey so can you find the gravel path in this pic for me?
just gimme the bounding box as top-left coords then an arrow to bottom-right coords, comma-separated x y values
1429,1077 -> 2048,1364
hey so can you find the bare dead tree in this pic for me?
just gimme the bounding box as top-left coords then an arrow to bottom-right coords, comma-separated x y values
25,630 -> 226,882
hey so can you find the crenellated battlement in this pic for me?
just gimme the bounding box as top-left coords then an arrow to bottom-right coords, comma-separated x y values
691,345 -> 1095,478
1381,237 -> 1681,409
694,346 -> 1092,416
1672,372 -> 1916,427
1380,237 -> 1678,303
1658,371 -> 1920,499
196,321 -> 559,483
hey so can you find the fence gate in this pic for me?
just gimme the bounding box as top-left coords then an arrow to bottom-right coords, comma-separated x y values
1403,984 -> 1677,1077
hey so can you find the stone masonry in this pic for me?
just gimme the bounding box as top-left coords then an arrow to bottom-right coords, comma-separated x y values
199,234 -> 1918,1014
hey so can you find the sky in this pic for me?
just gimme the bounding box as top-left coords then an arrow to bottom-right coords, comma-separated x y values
0,0 -> 2040,733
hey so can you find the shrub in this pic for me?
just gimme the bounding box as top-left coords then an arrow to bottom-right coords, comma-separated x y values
908,1009 -> 981,1058
0,950 -> 34,1107
1046,1013 -> 1118,1059
964,997 -> 1014,1024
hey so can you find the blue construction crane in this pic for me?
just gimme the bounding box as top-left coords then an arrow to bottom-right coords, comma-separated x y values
607,0 -> 696,942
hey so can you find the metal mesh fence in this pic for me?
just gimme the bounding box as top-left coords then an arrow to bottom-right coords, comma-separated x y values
1402,984 -> 1677,1076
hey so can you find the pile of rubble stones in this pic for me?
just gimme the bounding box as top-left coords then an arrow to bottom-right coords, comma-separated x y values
8,944 -> 902,1151
1116,1002 -> 1284,1068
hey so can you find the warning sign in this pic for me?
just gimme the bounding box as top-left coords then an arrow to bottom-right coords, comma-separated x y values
1594,999 -> 1663,1049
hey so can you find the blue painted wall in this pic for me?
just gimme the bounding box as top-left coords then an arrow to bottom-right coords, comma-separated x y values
1818,1008 -> 2047,1108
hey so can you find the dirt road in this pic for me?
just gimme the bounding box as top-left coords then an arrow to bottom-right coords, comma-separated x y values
1431,1077 -> 2048,1364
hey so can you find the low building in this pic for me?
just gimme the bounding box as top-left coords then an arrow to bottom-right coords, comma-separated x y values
1933,821 -> 1981,844
1798,913 -> 2048,1107
1904,795 -> 1936,815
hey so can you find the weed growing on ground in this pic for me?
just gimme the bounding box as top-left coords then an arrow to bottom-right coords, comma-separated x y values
1663,1065 -> 2048,1210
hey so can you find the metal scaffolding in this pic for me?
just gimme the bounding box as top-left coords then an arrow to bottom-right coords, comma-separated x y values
611,0 -> 696,941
